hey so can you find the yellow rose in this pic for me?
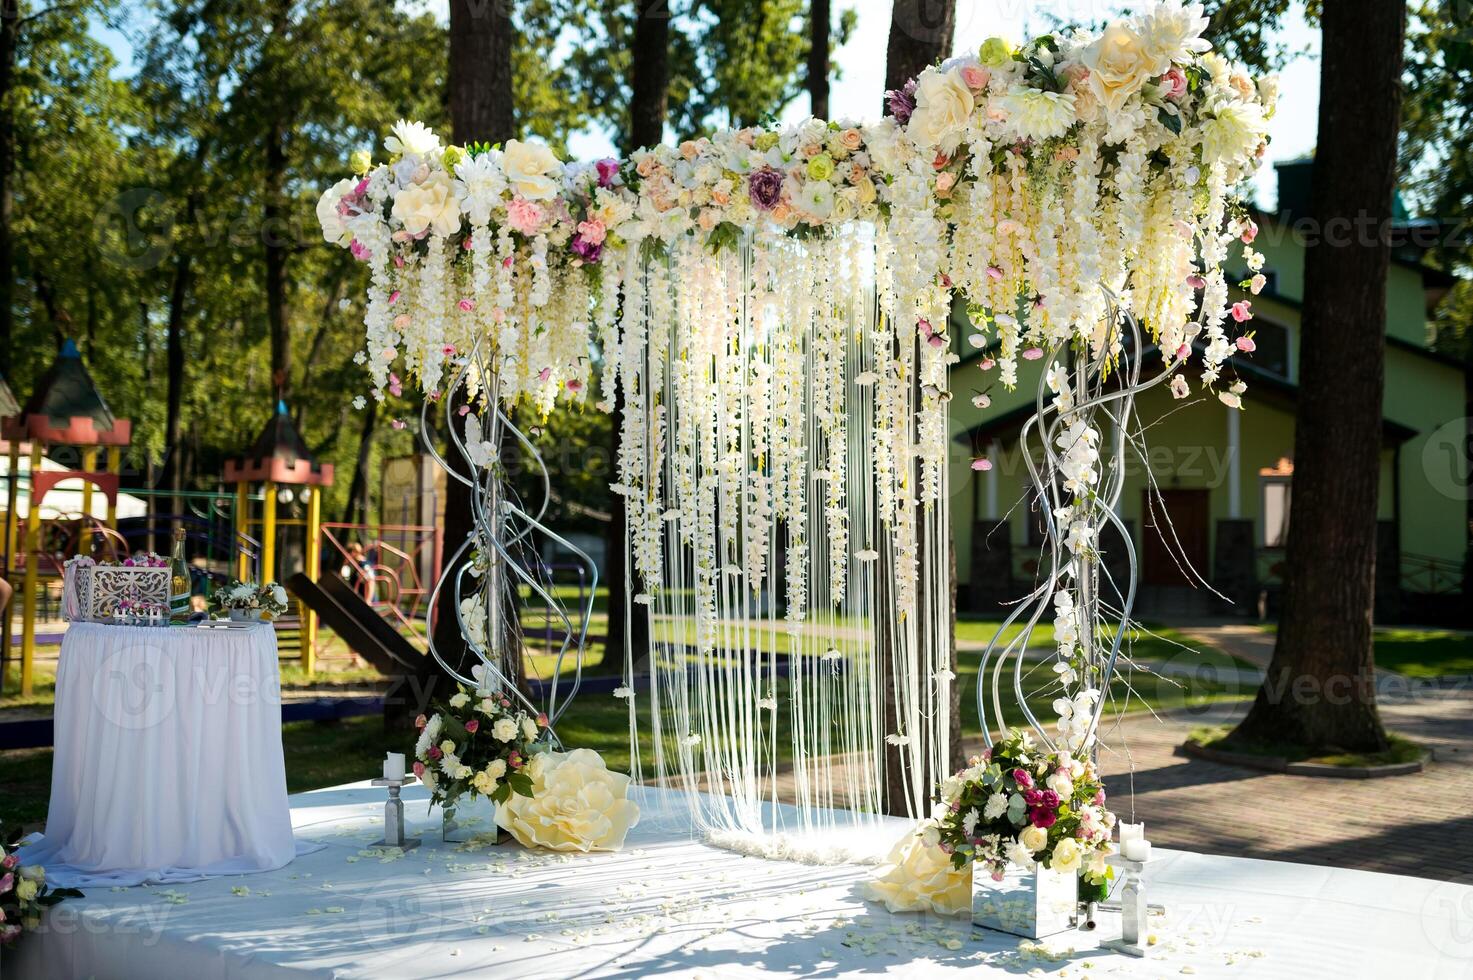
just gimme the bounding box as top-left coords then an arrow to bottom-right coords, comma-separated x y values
16,878 -> 38,902
1049,837 -> 1082,874
860,824 -> 970,916
906,68 -> 976,148
393,176 -> 461,237
502,139 -> 563,201
1019,824 -> 1049,853
496,748 -> 639,852
1081,21 -> 1156,117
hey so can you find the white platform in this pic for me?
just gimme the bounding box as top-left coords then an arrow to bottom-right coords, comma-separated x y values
7,780 -> 1472,978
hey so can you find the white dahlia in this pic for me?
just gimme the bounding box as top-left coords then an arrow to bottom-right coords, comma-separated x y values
1003,86 -> 1078,141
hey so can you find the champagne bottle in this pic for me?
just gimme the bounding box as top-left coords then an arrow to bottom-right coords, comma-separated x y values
169,528 -> 191,622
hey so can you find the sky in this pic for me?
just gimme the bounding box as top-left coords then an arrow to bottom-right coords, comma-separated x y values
95,2 -> 1322,209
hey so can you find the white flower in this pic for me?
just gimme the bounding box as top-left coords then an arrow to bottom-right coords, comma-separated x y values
448,692 -> 469,709
502,139 -> 563,201
612,686 -> 635,700
962,807 -> 980,835
316,177 -> 357,245
1136,1 -> 1212,73
393,175 -> 461,237
983,792 -> 1008,820
1046,770 -> 1074,799
907,67 -> 976,148
1004,840 -> 1035,869
1170,374 -> 1190,399
486,758 -> 507,779
415,714 -> 442,758
352,395 -> 367,410
757,696 -> 777,711
885,733 -> 911,746
454,151 -> 507,226
492,717 -> 519,742
1200,100 -> 1267,164
798,180 -> 834,219
1019,825 -> 1048,853
1219,390 -> 1243,409
520,715 -> 538,740
1003,86 -> 1077,141
385,119 -> 442,159
1081,21 -> 1156,116
496,749 -> 640,852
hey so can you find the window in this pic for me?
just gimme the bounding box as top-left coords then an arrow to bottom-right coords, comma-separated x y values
1261,478 -> 1291,548
1250,320 -> 1290,379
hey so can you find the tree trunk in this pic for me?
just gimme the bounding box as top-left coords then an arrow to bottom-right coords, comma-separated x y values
604,0 -> 669,675
807,0 -> 830,120
1228,0 -> 1405,753
0,0 -> 15,378
343,398 -> 378,527
263,0 -> 291,402
883,0 -> 954,97
878,0 -> 958,814
163,245 -> 190,518
627,0 -> 670,151
395,0 -> 516,730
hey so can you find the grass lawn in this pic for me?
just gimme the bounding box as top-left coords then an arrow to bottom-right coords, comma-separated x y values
1257,624 -> 1473,678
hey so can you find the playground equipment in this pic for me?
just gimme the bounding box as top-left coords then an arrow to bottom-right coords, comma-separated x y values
224,399 -> 333,674
1,340 -> 132,696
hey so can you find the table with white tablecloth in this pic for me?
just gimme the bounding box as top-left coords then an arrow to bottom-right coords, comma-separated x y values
15,622 -> 311,887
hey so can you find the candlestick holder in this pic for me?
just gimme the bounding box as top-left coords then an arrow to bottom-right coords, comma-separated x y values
1101,853 -> 1152,957
370,775 -> 421,850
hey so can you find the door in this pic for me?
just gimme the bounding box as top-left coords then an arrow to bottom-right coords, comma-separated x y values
1141,489 -> 1210,586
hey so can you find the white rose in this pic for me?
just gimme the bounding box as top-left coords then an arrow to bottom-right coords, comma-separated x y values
491,717 -> 519,742
393,175 -> 461,237
521,716 -> 538,740
906,68 -> 976,148
1019,825 -> 1049,853
270,584 -> 287,606
1046,771 -> 1074,800
439,739 -> 456,756
1050,837 -> 1082,873
496,748 -> 640,853
486,758 -> 507,779
502,139 -> 563,201
448,692 -> 470,709
1081,21 -> 1157,116
316,178 -> 356,245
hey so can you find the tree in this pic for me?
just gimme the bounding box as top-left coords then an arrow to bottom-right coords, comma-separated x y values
879,0 -> 957,815
806,0 -> 830,118
883,0 -> 954,98
1228,0 -> 1407,753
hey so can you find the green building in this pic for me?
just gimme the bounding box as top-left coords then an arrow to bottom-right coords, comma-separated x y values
949,161 -> 1469,623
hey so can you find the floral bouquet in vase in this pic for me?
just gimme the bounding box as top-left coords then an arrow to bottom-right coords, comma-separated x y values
413,683 -> 546,842
211,580 -> 289,621
936,729 -> 1116,938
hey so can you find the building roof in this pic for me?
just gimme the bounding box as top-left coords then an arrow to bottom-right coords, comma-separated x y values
0,339 -> 132,446
224,399 -> 335,487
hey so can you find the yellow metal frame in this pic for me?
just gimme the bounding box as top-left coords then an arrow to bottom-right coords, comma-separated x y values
231,478 -> 322,677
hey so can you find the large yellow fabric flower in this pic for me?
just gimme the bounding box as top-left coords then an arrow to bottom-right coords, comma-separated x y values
860,823 -> 971,917
496,748 -> 640,852
393,176 -> 460,237
907,68 -> 976,149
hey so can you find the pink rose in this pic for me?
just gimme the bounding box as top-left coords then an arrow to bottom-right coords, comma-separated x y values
506,197 -> 544,235
0,854 -> 15,870
1029,807 -> 1058,829
1162,67 -> 1188,101
960,64 -> 990,91
1231,300 -> 1254,323
1186,274 -> 1206,290
1021,347 -> 1044,361
412,761 -> 426,778
576,218 -> 607,246
457,299 -> 475,312
1236,335 -> 1256,352
464,719 -> 479,734
1240,221 -> 1258,244
536,712 -> 549,727
1012,768 -> 1033,789
428,746 -> 443,761
0,873 -> 12,895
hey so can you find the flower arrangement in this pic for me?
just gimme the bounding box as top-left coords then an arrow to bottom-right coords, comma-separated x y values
210,580 -> 289,618
412,684 -> 547,815
118,552 -> 169,568
1,830 -> 81,946
934,729 -> 1115,887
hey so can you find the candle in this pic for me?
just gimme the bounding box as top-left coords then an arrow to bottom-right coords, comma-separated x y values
384,752 -> 406,782
1122,838 -> 1152,862
1119,822 -> 1145,842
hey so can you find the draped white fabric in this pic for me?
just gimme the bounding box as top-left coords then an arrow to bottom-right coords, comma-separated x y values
7,780 -> 1471,979
16,623 -> 310,887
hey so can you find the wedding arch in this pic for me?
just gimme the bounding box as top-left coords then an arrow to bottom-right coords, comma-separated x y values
319,5 -> 1272,858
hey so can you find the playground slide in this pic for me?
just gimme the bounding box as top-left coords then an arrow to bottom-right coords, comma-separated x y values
287,572 -> 422,676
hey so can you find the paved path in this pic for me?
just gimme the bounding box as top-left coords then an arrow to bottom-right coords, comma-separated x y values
1081,691 -> 1473,883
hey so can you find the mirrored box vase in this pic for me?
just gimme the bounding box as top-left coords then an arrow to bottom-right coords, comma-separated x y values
971,863 -> 1078,939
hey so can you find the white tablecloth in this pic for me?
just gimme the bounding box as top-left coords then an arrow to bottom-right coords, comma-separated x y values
15,622 -> 310,887
7,780 -> 1473,979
